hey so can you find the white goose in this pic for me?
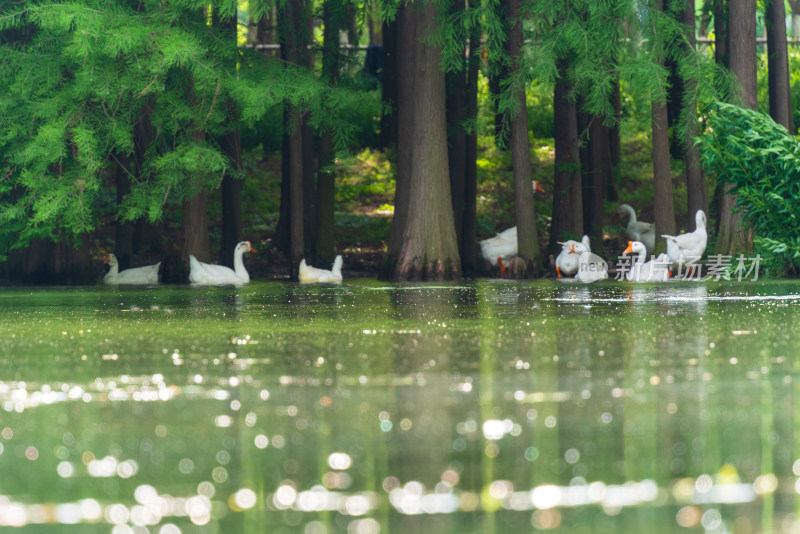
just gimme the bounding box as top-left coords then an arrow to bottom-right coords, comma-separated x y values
662,210 -> 707,269
103,254 -> 160,285
555,235 -> 591,278
189,241 -> 254,285
622,241 -> 670,282
299,255 -> 343,283
617,204 -> 655,257
480,180 -> 545,265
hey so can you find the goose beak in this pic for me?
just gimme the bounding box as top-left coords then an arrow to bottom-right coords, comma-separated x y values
569,243 -> 576,254
103,254 -> 110,263
249,245 -> 256,253
534,181 -> 545,193
623,241 -> 633,255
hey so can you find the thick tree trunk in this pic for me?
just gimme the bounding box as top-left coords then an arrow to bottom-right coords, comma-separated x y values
608,82 -> 621,202
288,109 -> 305,278
385,1 -> 460,281
446,65 -> 467,249
717,0 -> 755,255
182,190 -> 209,262
506,0 -> 538,273
766,0 -> 794,132
549,59 -> 582,256
713,0 -> 729,68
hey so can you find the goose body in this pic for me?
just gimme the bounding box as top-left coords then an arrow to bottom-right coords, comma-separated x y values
480,181 -> 545,265
189,241 -> 254,285
623,241 -> 670,282
299,255 -> 343,283
555,235 -> 591,278
662,210 -> 707,268
103,254 -> 160,285
617,204 -> 655,257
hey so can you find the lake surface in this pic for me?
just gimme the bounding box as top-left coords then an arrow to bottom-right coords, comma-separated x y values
1,279 -> 800,533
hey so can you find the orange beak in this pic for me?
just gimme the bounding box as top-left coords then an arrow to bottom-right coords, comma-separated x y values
534,181 -> 545,193
103,253 -> 111,263
568,243 -> 576,254
623,241 -> 633,255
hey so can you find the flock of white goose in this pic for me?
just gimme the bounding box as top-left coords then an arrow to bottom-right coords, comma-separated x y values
103,183 -> 707,286
478,182 -> 708,282
103,241 -> 343,286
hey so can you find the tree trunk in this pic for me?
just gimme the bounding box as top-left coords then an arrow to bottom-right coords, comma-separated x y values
713,0 -> 729,68
652,99 -> 675,250
506,0 -> 538,272
384,1 -> 460,281
278,0 -> 311,278
581,116 -> 610,251
114,154 -> 133,270
316,0 -> 345,265
461,31 -> 480,275
766,0 -> 794,133
717,0 -> 755,254
608,82 -> 621,202
220,129 -> 243,268
379,18 -> 398,151
651,0 -> 676,252
182,190 -> 209,262
446,65 -> 467,249
549,58 -> 582,256
681,0 -> 708,220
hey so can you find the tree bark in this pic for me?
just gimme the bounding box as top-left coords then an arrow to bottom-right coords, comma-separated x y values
713,0 -> 729,68
506,0 -> 538,272
384,1 -> 460,281
581,114 -> 610,251
766,0 -> 794,133
114,154 -> 134,271
549,58 -> 582,256
716,0 -> 755,254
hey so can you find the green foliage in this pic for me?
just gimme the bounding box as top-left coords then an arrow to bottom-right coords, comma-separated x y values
697,102 -> 800,274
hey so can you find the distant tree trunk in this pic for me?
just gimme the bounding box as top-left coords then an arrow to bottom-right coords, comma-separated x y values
462,31 -> 480,275
681,0 -> 708,219
384,1 -> 460,281
766,0 -> 794,132
182,189 -> 209,262
380,18 -> 398,150
789,0 -> 800,38
717,0 -> 755,255
506,0 -> 538,273
549,58 -> 582,256
446,60 -> 467,250
276,118 -> 291,255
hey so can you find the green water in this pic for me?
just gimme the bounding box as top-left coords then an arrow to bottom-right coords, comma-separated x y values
1,279 -> 800,533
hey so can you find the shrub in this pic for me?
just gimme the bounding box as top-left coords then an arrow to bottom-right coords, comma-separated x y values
697,102 -> 800,275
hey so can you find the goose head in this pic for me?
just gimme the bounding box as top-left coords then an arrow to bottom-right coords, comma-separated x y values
695,210 -> 707,230
236,241 -> 256,254
623,241 -> 647,257
103,253 -> 118,266
533,180 -> 545,194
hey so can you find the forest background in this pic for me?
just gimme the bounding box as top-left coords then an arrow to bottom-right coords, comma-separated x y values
0,0 -> 797,283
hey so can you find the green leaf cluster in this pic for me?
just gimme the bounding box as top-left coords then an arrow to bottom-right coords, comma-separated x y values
698,102 -> 800,274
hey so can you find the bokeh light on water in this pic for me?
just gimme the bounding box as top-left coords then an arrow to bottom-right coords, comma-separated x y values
2,280 -> 800,532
